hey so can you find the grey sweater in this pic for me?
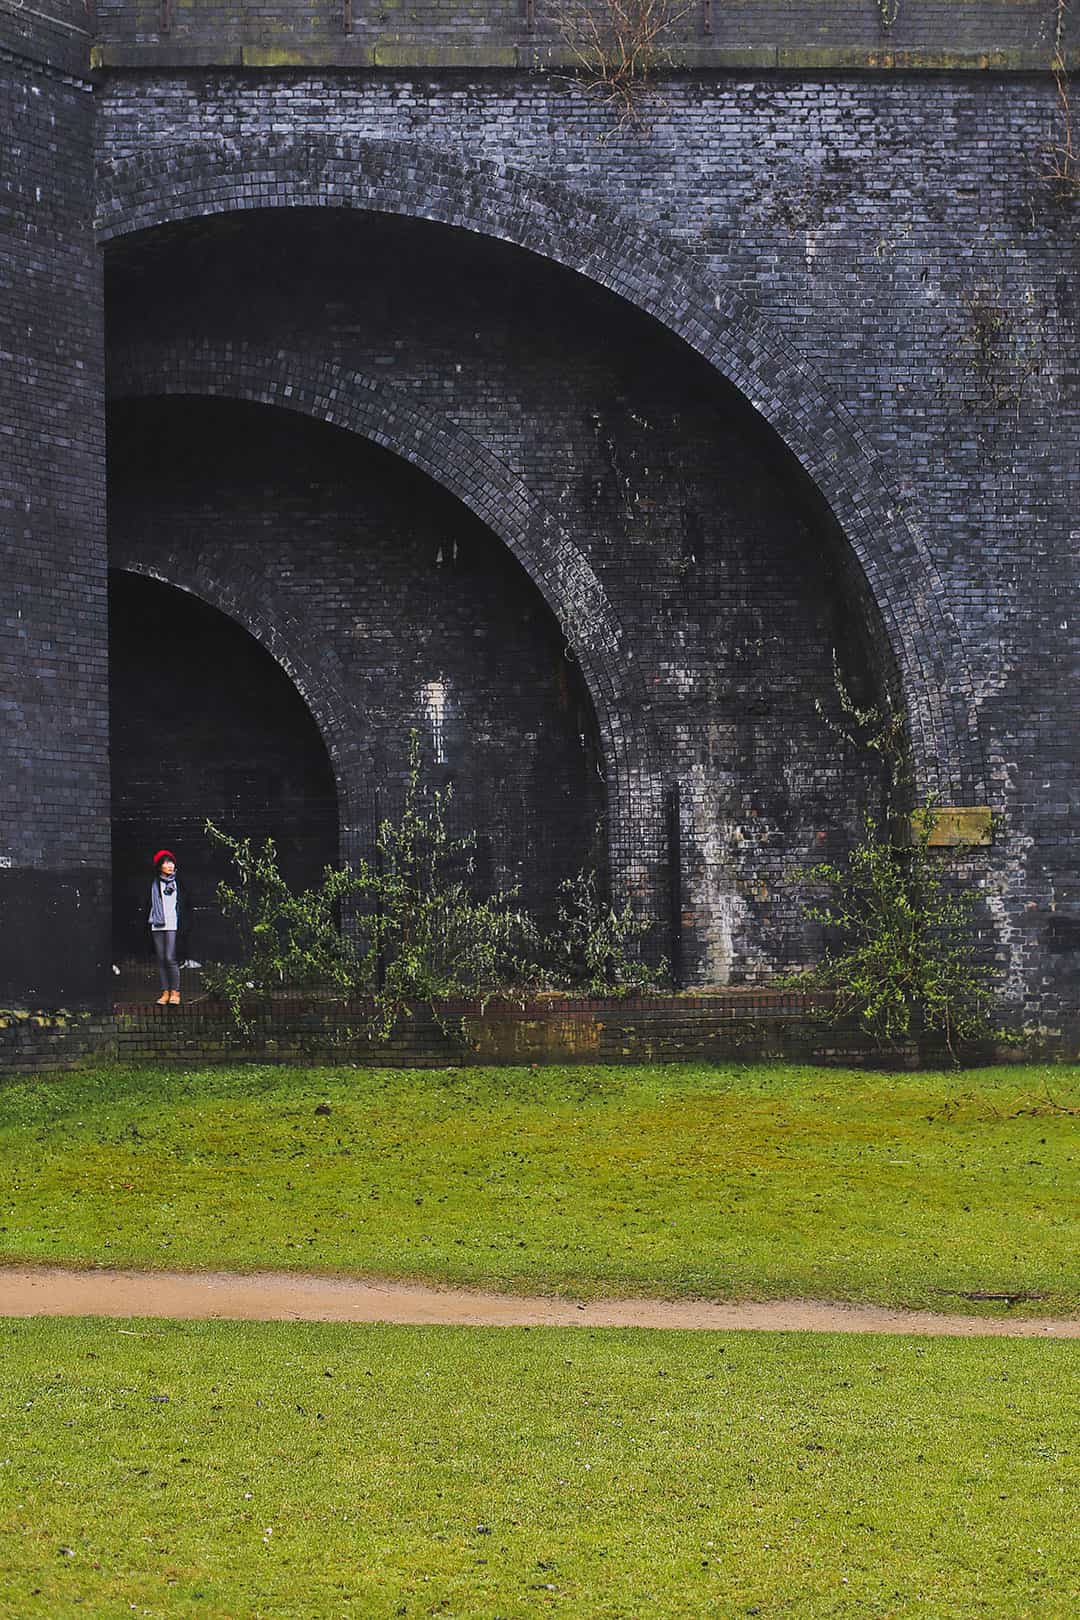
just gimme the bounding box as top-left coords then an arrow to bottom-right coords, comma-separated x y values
148,877 -> 182,931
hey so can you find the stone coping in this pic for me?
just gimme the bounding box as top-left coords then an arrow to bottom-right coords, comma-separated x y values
89,41 -> 1080,74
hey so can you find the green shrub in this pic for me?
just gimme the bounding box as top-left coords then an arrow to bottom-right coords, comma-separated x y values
790,805 -> 996,1057
202,739 -> 665,1037
360,737 -> 539,1039
541,868 -> 666,997
200,826 -> 368,1029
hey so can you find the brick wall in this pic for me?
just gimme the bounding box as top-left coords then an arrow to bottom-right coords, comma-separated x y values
2,0 -> 1078,1027
0,20 -> 108,1007
91,67 -> 1079,1025
0,990 -> 1054,1078
107,992 -> 1019,1070
1,2 -> 93,76
0,992 -> 960,1075
0,1010 -> 115,1076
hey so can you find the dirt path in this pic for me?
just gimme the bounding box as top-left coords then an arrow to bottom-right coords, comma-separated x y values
2,1266 -> 1077,1336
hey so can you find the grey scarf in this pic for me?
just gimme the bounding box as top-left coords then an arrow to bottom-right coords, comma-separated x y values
148,876 -> 179,929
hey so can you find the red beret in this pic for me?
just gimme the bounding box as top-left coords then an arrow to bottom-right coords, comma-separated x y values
153,849 -> 176,867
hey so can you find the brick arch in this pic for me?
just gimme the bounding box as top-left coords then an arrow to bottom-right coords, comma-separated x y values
108,343 -> 663,901
96,135 -> 986,802
109,559 -> 363,859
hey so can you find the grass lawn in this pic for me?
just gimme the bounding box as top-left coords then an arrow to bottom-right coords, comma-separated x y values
0,1061 -> 1076,1314
0,1318 -> 1076,1619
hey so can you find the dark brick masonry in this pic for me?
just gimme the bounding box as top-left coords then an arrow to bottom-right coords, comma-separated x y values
0,10 -> 108,1007
103,239 -> 890,985
89,0 -> 1078,65
108,566 -> 342,963
95,137 -> 982,810
2,2 -> 1078,1049
0,994 -> 980,1078
104,993 -> 928,1072
104,988 -> 1021,1072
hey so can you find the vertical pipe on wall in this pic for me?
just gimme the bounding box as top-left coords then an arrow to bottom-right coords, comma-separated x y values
343,0 -> 353,35
666,782 -> 683,989
159,0 -> 170,36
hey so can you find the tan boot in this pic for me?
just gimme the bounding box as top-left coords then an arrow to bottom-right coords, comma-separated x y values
168,990 -> 181,1005
156,992 -> 170,1006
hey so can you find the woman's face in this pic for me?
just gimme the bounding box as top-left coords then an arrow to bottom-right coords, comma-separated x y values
160,859 -> 176,877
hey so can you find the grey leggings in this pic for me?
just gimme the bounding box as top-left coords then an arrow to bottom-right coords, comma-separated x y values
152,929 -> 180,992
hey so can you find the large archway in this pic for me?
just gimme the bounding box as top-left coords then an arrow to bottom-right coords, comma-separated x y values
96,134 -> 986,804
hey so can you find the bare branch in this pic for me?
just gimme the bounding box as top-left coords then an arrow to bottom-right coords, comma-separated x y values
555,0 -> 691,125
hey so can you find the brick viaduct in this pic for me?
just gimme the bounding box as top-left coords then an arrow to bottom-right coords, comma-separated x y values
2,1 -> 1078,1030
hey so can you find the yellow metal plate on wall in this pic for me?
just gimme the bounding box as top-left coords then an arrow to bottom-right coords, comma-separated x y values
906,807 -> 993,847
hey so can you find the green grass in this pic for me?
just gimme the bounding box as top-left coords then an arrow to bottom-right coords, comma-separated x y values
0,1318 -> 1076,1619
0,1062 -> 1077,1314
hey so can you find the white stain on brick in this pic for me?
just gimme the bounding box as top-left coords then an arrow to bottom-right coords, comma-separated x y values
420,678 -> 448,765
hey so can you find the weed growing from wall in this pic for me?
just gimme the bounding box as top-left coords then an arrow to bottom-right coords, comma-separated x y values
358,736 -> 539,1040
814,651 -> 909,802
949,281 -> 1048,417
1034,0 -> 1079,206
543,869 -> 666,995
555,0 -> 689,124
1041,54 -> 1080,201
200,825 -> 367,1030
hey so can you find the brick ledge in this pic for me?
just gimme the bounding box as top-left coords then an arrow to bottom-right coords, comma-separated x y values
89,41 -> 1079,75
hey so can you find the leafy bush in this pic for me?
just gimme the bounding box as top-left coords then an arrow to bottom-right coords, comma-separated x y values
360,738 -> 539,1039
201,738 -> 665,1039
200,825 -> 367,1029
541,869 -> 666,997
789,806 -> 996,1058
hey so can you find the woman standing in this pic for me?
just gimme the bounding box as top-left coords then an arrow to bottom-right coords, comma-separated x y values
149,849 -> 182,1006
